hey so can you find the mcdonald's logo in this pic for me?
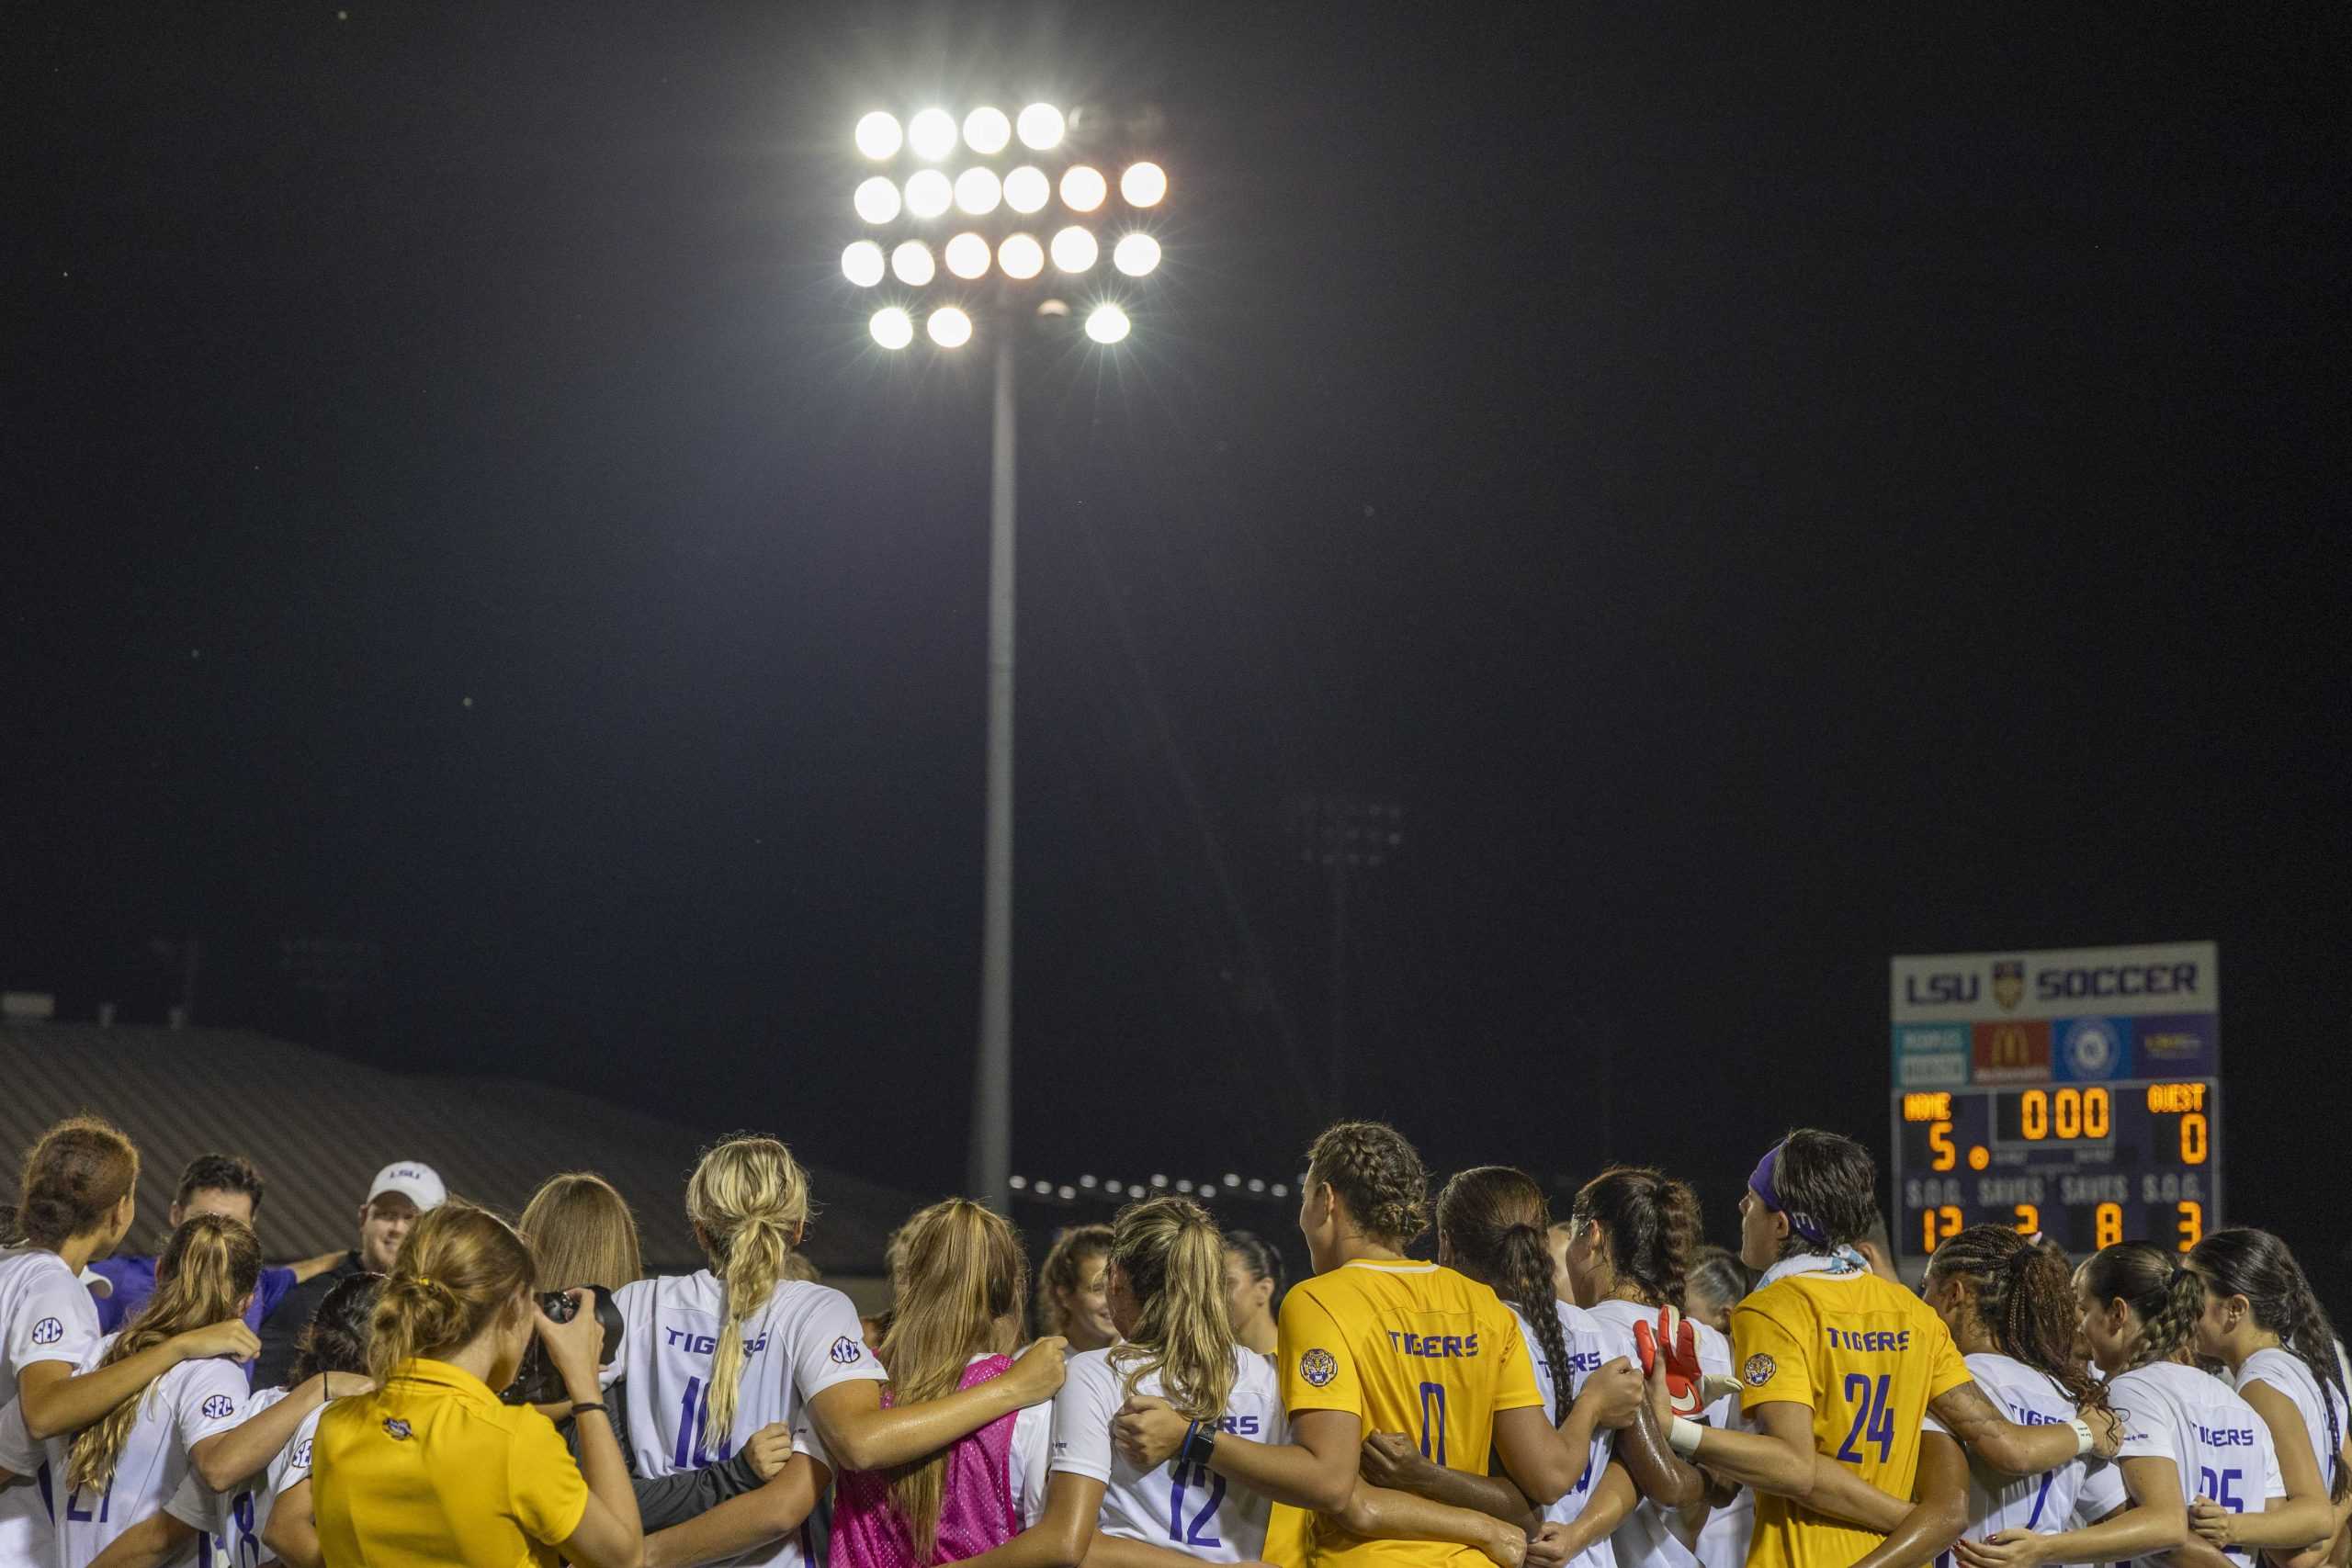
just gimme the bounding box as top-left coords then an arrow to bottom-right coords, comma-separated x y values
1972,1019 -> 2051,1084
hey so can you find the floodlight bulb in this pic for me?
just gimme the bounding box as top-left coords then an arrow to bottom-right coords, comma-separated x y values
890,240 -> 935,287
908,107 -> 958,162
903,169 -> 953,220
1059,164 -> 1107,213
870,308 -> 914,350
854,176 -> 901,224
1112,232 -> 1160,276
1002,165 -> 1050,215
854,112 -> 902,160
1119,161 -> 1168,208
1085,303 -> 1130,344
927,307 -> 973,348
1049,226 -> 1098,273
962,107 -> 1011,155
841,241 -> 887,288
954,166 -> 1001,216
997,232 -> 1045,280
944,231 -> 991,279
1016,102 -> 1065,151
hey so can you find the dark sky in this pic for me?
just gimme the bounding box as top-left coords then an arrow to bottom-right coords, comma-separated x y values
6,6 -> 2346,1295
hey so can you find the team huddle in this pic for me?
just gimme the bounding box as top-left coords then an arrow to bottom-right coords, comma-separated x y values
0,1115 -> 2345,1568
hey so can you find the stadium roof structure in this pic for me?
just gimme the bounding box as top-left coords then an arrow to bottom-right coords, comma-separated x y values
0,1024 -> 921,1276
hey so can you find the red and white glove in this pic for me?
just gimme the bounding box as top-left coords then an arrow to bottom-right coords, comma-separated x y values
1633,1304 -> 1708,1418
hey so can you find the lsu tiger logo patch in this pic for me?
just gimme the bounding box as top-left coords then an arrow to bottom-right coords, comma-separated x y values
1743,1353 -> 1777,1388
1299,1348 -> 1339,1388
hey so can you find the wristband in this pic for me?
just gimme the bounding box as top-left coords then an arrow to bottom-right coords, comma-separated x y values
2070,1416 -> 2095,1456
571,1402 -> 610,1420
1668,1416 -> 1705,1458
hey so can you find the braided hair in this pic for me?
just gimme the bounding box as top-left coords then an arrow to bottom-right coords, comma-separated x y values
1928,1224 -> 2107,1413
1438,1167 -> 1573,1425
2190,1229 -> 2349,1501
2080,1242 -> 2207,1370
1571,1166 -> 1702,1309
1305,1122 -> 1430,1247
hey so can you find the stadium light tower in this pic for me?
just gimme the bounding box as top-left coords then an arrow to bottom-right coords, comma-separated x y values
843,101 -> 1170,1215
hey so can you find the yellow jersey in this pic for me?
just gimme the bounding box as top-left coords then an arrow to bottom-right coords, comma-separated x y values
1732,1269 -> 1973,1568
1278,1258 -> 1544,1568
311,1357 -> 588,1568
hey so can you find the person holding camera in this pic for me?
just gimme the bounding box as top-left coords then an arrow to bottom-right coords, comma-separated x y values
308,1201 -> 641,1568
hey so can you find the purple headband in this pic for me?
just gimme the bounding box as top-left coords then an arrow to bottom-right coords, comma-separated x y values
1749,1143 -> 1828,1247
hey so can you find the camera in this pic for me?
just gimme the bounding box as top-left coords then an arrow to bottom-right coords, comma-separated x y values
502,1284 -> 623,1406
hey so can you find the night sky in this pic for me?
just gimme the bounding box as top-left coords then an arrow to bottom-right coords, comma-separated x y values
7,7 -> 2346,1298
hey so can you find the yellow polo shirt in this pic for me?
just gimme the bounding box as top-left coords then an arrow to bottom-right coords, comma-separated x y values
311,1357 -> 588,1568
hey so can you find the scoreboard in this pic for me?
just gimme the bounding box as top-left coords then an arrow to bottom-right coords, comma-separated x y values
1889,942 -> 2220,1266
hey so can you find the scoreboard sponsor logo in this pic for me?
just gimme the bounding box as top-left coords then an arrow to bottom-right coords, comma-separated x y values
2054,1016 -> 2132,1081
1972,1020 -> 2050,1084
1898,1049 -> 1968,1088
2135,1012 -> 2217,1076
1992,960 -> 2025,1011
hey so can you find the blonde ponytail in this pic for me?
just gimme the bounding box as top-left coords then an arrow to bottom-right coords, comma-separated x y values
686,1135 -> 811,1450
367,1202 -> 533,1392
1108,1196 -> 1238,1422
67,1213 -> 259,1495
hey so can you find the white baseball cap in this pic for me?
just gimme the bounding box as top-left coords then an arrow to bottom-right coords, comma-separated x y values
367,1161 -> 447,1213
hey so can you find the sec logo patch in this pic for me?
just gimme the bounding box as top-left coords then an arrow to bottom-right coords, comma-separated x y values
292,1438 -> 312,1471
200,1394 -> 236,1419
1299,1348 -> 1338,1388
1743,1353 -> 1776,1388
830,1336 -> 863,1365
30,1316 -> 64,1346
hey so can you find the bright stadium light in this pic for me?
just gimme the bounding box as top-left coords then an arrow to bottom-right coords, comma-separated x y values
944,231 -> 991,279
1059,164 -> 1106,213
854,111 -> 903,160
903,168 -> 952,220
1002,165 -> 1050,215
928,306 -> 973,347
908,107 -> 958,162
1112,232 -> 1160,276
1049,226 -> 1098,273
1085,302 -> 1130,343
1016,102 -> 1065,151
954,166 -> 1002,217
842,240 -> 887,288
997,232 -> 1045,279
890,240 -> 934,286
854,176 -> 901,224
962,106 -> 1012,155
870,307 -> 913,349
1120,162 -> 1167,208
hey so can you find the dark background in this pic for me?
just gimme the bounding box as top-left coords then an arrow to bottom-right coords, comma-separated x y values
5,6 -> 2346,1299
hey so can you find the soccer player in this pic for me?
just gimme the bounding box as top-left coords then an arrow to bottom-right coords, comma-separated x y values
1657,1131 -> 2118,1568
1040,1224 -> 1120,1355
1111,1121 -> 1592,1568
2184,1230 -> 2348,1567
1957,1242 -> 2289,1568
1226,1230 -> 1285,1361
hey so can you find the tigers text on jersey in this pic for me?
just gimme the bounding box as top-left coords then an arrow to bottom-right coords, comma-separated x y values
2233,1347 -> 2350,1498
31,1334 -> 248,1568
1585,1297 -> 1736,1568
166,1385 -> 306,1567
2109,1360 -> 2285,1568
1921,1352 -> 2090,1541
1510,1300 -> 1619,1568
0,1246 -> 106,1562
609,1270 -> 885,1568
1731,1267 -> 1973,1568
1052,1344 -> 1290,1563
1277,1258 -> 1544,1568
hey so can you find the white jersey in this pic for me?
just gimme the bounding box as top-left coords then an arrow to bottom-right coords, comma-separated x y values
2233,1347 -> 2349,1498
29,1334 -> 248,1568
609,1270 -> 886,1568
0,1247 -> 105,1562
1050,1345 -> 1287,1562
1922,1354 -> 2089,1544
1510,1301 -> 1620,1568
2109,1360 -> 2286,1568
1586,1298 -> 1734,1568
164,1384 -> 305,1567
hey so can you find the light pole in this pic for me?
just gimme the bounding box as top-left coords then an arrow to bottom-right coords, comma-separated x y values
842,102 -> 1169,1215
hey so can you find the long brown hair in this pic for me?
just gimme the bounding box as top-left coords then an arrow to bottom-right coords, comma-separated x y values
1570,1166 -> 1702,1308
368,1202 -> 535,1390
17,1116 -> 139,1250
686,1135 -> 811,1451
876,1199 -> 1027,1562
2189,1228 -> 2347,1500
1107,1197 -> 1236,1420
522,1172 -> 644,1294
1928,1224 -> 2106,1412
1440,1167 -> 1572,1425
66,1213 -> 259,1493
1036,1224 -> 1112,1338
2080,1242 -> 2206,1371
